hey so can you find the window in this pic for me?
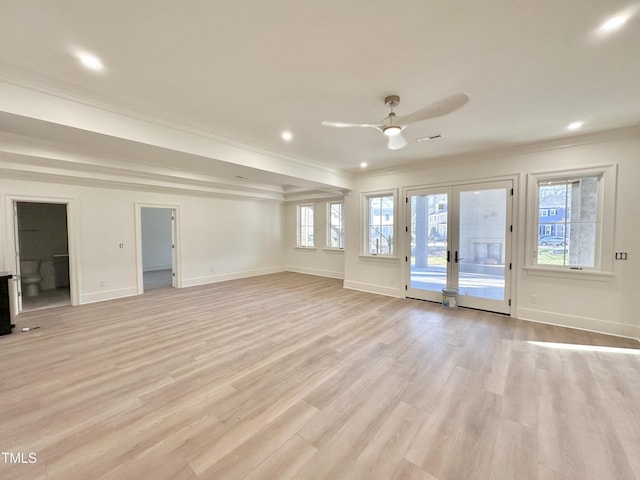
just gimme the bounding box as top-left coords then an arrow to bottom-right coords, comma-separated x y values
365,192 -> 395,255
327,201 -> 344,249
528,165 -> 616,274
297,203 -> 314,247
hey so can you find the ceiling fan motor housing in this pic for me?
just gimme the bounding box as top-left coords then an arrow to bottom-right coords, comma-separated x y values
384,95 -> 400,107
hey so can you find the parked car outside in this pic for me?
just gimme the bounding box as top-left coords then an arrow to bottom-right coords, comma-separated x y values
538,235 -> 566,246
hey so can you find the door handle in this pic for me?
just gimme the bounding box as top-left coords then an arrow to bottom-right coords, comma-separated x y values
455,251 -> 459,263
447,250 -> 451,263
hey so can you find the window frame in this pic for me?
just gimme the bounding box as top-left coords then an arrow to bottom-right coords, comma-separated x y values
296,203 -> 315,248
525,164 -> 617,278
361,190 -> 397,258
326,200 -> 345,250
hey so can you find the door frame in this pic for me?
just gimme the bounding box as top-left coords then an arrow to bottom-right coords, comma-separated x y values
404,177 -> 516,315
134,203 -> 181,294
4,195 -> 78,312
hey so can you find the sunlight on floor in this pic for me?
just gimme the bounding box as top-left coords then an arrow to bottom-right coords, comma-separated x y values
528,341 -> 640,354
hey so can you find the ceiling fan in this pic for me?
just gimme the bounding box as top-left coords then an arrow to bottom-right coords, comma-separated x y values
322,93 -> 469,150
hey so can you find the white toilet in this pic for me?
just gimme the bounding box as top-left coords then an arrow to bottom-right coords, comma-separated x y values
21,260 -> 42,297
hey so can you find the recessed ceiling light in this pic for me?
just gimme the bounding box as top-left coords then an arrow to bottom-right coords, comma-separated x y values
281,131 -> 293,142
77,52 -> 104,72
598,14 -> 628,34
567,121 -> 583,131
360,162 -> 368,169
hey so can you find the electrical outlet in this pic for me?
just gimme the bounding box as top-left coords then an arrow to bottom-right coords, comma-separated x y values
531,294 -> 537,304
99,280 -> 107,287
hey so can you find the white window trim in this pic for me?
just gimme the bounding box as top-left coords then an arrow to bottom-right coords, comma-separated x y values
326,200 -> 345,250
296,202 -> 315,248
361,189 -> 398,259
524,164 -> 617,278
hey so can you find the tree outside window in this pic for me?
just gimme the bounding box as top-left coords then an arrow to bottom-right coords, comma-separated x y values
297,204 -> 314,247
327,201 -> 344,249
367,194 -> 394,255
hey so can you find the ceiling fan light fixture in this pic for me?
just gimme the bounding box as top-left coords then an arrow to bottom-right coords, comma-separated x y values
383,125 -> 402,136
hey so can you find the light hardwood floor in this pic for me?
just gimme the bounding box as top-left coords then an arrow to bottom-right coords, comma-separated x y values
1,272 -> 638,480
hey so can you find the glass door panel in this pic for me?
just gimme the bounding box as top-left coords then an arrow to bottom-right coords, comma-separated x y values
406,181 -> 512,314
456,187 -> 507,306
407,189 -> 448,302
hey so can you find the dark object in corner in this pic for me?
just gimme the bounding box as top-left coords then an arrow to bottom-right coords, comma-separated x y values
0,274 -> 15,336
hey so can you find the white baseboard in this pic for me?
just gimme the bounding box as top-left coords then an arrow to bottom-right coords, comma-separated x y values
182,266 -> 285,288
80,286 -> 138,305
285,265 -> 344,279
343,280 -> 403,298
517,307 -> 640,342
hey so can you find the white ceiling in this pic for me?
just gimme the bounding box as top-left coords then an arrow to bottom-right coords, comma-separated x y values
1,1 -> 639,192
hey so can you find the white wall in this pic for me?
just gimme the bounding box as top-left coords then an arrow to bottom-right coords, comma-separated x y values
2,129 -> 638,341
284,197 -> 345,279
1,178 -> 285,305
343,131 -> 640,340
141,207 -> 172,272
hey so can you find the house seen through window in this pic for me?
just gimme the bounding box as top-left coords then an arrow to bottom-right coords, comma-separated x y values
327,201 -> 344,249
366,194 -> 394,255
537,176 -> 599,267
297,204 -> 314,247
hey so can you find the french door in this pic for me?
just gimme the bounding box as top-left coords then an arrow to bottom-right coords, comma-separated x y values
406,180 -> 513,314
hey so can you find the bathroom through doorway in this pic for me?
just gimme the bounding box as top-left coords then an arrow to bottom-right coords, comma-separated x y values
14,201 -> 71,312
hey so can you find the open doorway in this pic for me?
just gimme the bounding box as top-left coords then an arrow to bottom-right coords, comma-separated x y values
140,207 -> 176,291
14,201 -> 71,312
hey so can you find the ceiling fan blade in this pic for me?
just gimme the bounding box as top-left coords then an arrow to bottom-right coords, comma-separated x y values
387,132 -> 408,150
321,120 -> 381,129
396,93 -> 469,126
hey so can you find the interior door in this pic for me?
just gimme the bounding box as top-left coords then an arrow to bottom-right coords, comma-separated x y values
406,180 -> 512,314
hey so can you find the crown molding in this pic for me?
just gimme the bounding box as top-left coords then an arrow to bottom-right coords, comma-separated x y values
358,125 -> 640,179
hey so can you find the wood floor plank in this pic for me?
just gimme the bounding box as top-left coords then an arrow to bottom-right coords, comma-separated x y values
501,346 -> 538,428
294,373 -> 409,480
391,460 -> 439,480
343,401 -> 429,480
196,400 -> 318,479
0,272 -> 638,480
242,434 -> 317,480
404,366 -> 474,475
437,387 -> 502,480
489,418 -> 537,480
